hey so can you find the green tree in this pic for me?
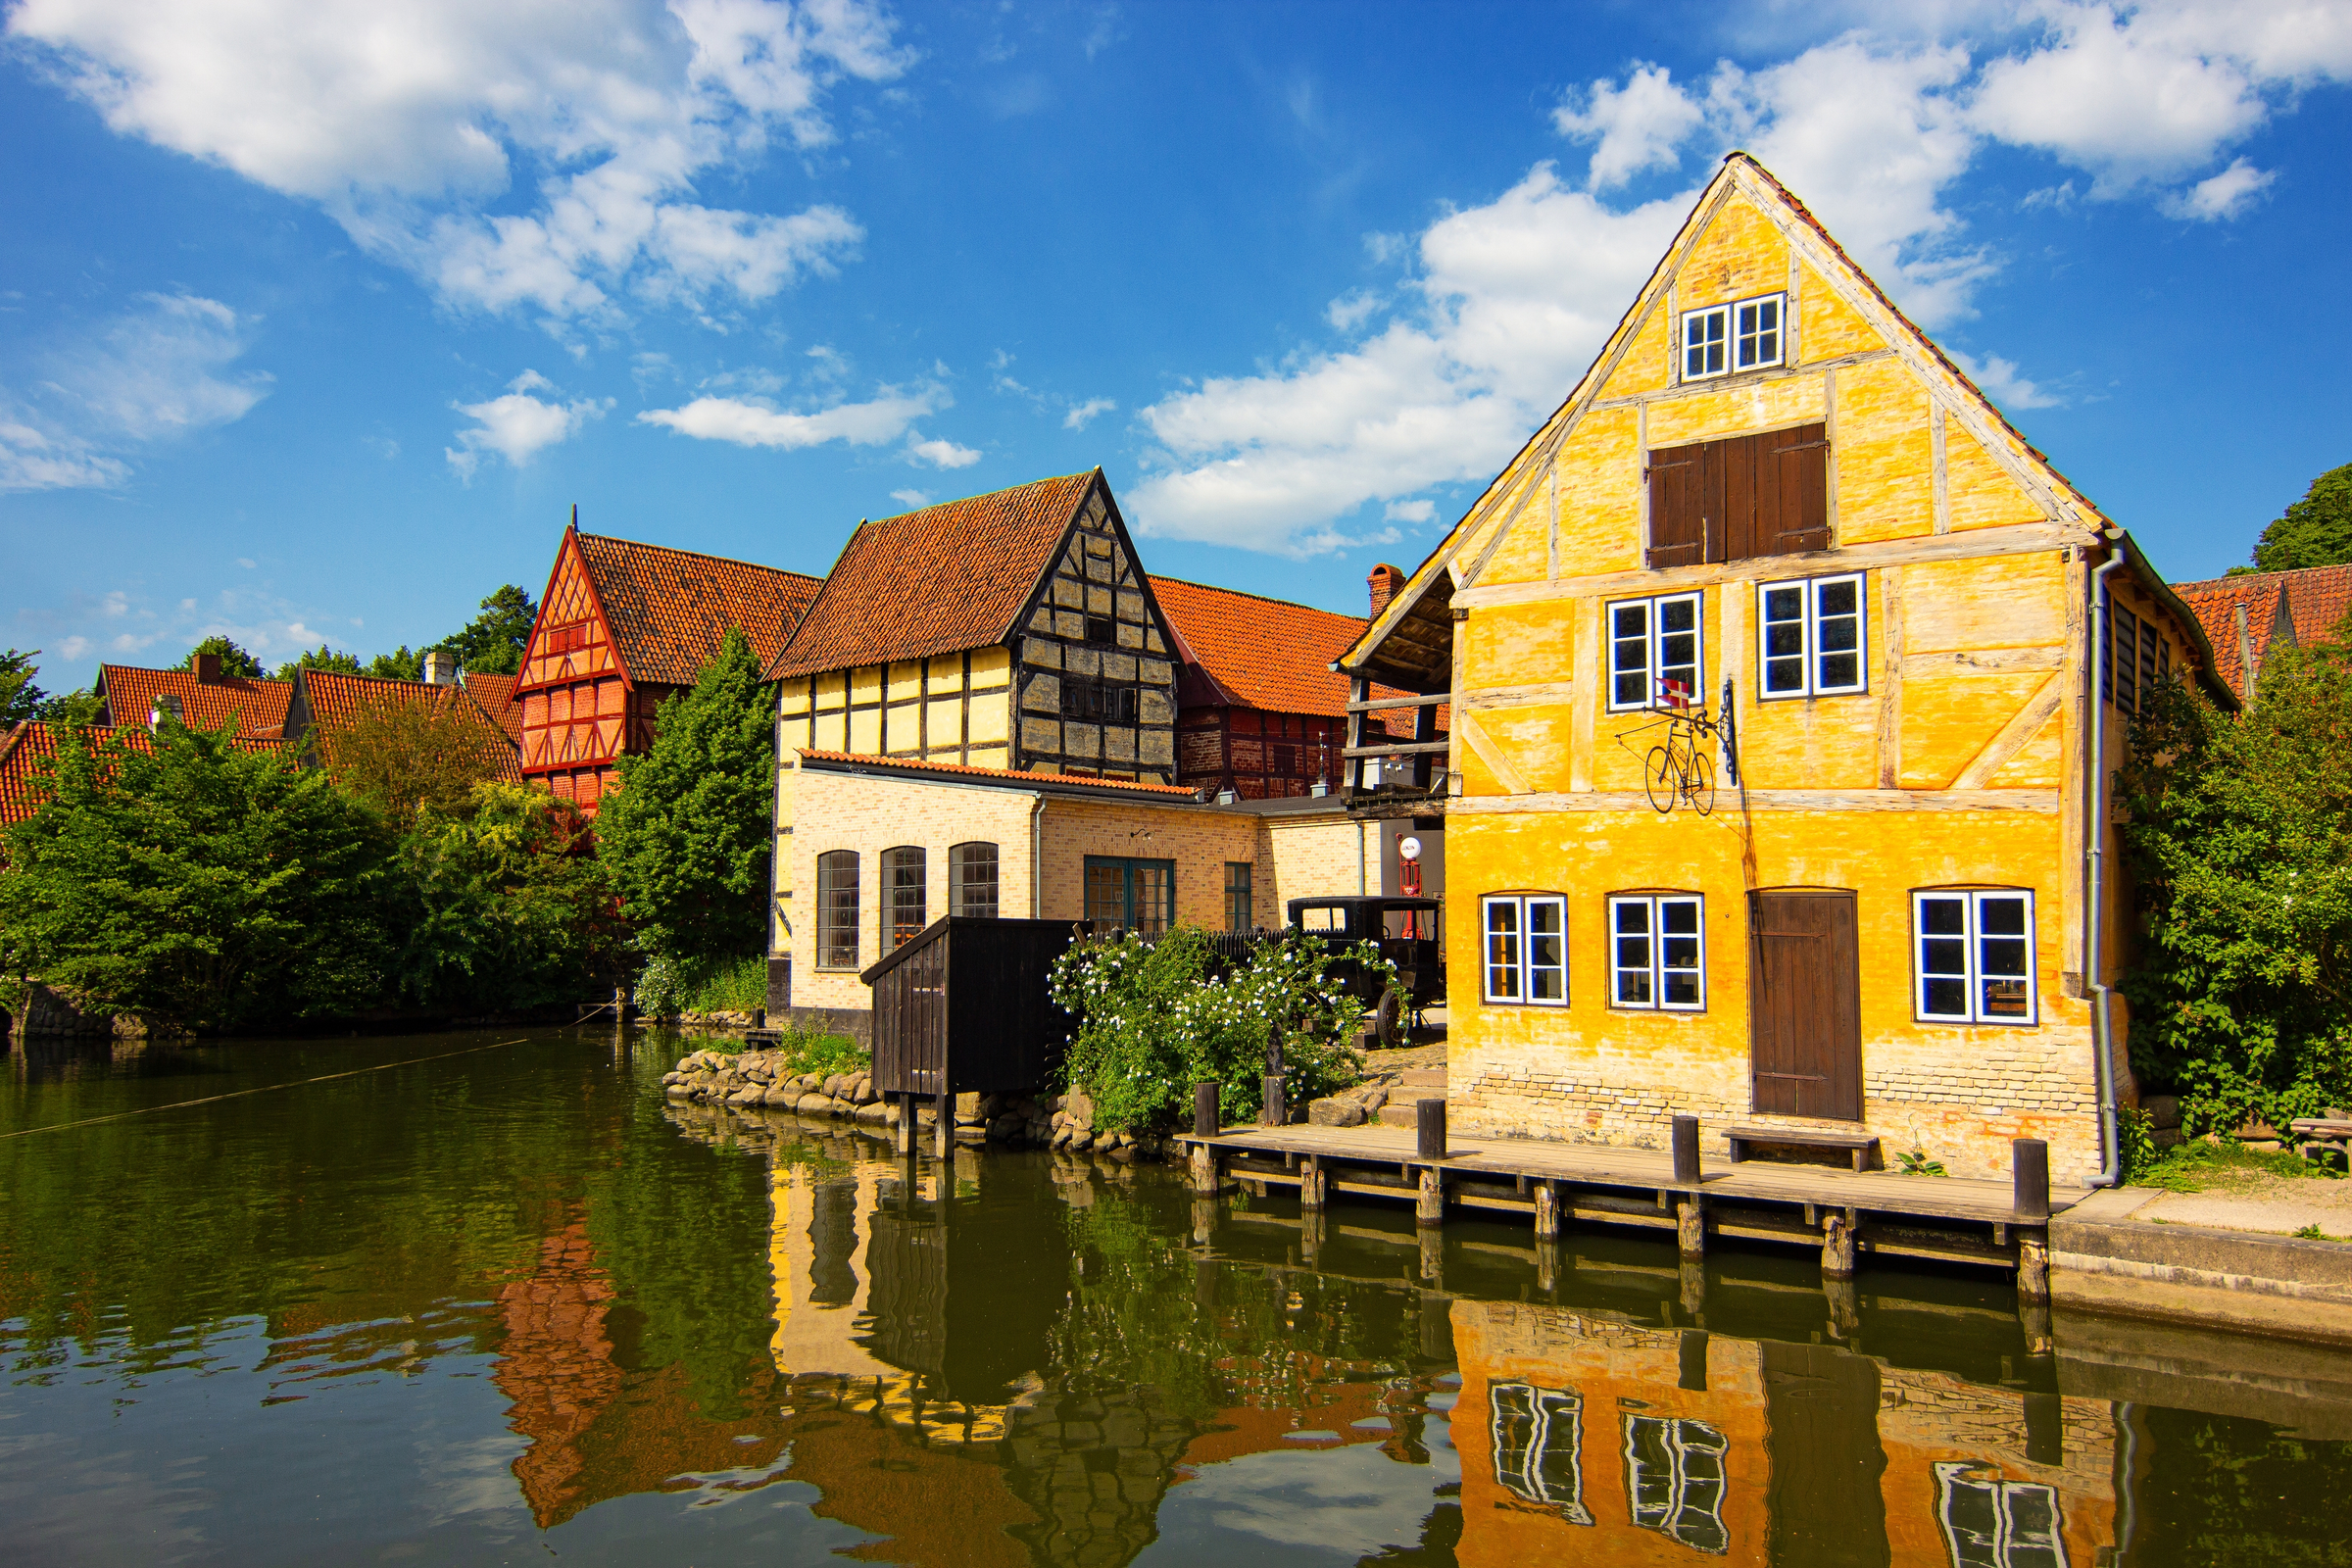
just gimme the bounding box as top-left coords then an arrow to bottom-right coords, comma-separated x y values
366,646 -> 424,682
435,584 -> 537,676
2245,460 -> 2352,573
0,648 -> 45,726
272,645 -> 365,680
2116,630 -> 2352,1133
593,628 -> 772,965
182,635 -> 265,678
314,693 -> 513,830
0,721 -> 392,1029
36,688 -> 104,727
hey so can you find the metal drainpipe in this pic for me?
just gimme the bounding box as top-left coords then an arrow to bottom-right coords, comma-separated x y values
2086,547 -> 2126,1187
1030,794 -> 1050,919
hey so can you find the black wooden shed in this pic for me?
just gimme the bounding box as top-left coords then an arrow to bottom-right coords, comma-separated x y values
859,916 -> 1081,1104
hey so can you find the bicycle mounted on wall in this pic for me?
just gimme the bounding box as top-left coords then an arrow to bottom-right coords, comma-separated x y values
1615,676 -> 1740,815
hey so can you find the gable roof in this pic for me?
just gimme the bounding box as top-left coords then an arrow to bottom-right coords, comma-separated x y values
95,664 -> 293,738
768,471 -> 1101,679
574,533 -> 823,687
0,721 -> 289,828
1148,574 -> 1445,736
290,669 -> 523,783
461,670 -> 525,745
2172,563 -> 2352,700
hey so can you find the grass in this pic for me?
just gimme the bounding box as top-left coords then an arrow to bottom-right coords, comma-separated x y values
2128,1137 -> 2345,1194
682,955 -> 767,1014
690,1023 -> 868,1077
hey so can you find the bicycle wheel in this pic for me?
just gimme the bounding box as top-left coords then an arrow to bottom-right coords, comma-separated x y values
1686,748 -> 1715,816
1645,744 -> 1678,813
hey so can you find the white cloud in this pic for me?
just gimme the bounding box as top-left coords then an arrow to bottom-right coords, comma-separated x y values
906,436 -> 981,468
888,487 -> 931,508
1324,289 -> 1382,331
1062,398 -> 1116,430
1950,348 -> 2062,409
59,635 -> 89,659
1384,499 -> 1436,524
1553,62 -> 1707,189
445,369 -> 610,478
2161,156 -> 2276,220
9,0 -> 909,322
0,292 -> 270,492
637,381 -> 943,450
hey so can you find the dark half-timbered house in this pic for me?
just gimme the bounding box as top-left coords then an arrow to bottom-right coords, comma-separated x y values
516,519 -> 822,815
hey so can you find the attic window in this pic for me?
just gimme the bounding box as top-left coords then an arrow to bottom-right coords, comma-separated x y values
547,622 -> 588,655
1681,292 -> 1784,381
1084,612 -> 1115,644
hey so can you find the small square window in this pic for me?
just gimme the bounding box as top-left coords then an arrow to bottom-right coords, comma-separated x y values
1605,592 -> 1704,712
1483,894 -> 1566,1006
1682,306 -> 1727,380
1756,573 -> 1867,699
1609,894 -> 1705,1011
1085,612 -> 1115,644
1913,890 -> 2037,1025
1681,292 -> 1784,382
1735,295 -> 1782,370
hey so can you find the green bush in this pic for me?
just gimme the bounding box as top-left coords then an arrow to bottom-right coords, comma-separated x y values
684,954 -> 767,1013
1050,927 -> 1395,1131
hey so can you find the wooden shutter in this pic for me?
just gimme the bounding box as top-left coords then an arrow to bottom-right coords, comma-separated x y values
1748,889 -> 1862,1120
1646,443 -> 1708,568
1648,423 -> 1829,566
1760,423 -> 1831,555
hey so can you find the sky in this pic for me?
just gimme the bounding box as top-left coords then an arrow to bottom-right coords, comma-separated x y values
3,0 -> 2349,693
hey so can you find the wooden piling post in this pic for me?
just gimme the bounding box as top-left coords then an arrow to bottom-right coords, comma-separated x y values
2016,1232 -> 2050,1303
1671,1114 -> 1700,1185
1677,1198 -> 1706,1259
1825,1276 -> 1862,1343
1418,1226 -> 1444,1283
935,1090 -> 955,1161
1822,1211 -> 1857,1279
1299,1208 -> 1326,1264
1534,1180 -> 1559,1239
1300,1153 -> 1327,1210
1535,1237 -> 1559,1295
1190,1141 -> 1224,1197
1261,1074 -> 1286,1127
1416,1098 -> 1446,1160
2013,1138 -> 2050,1221
1192,1198 -> 1218,1247
1416,1166 -> 1445,1224
895,1090 -> 915,1155
1679,1256 -> 1706,1317
1193,1082 -> 1219,1139
2018,1298 -> 2052,1357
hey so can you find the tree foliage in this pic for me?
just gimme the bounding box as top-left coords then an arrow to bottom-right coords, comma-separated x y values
2116,633 -> 2352,1133
313,694 -> 514,830
182,635 -> 265,678
594,628 -> 774,964
272,645 -> 366,680
2244,460 -> 2352,573
0,722 -> 392,1029
1,648 -> 45,727
435,584 -> 537,676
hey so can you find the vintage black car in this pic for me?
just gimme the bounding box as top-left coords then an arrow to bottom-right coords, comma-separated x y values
1285,896 -> 1446,1015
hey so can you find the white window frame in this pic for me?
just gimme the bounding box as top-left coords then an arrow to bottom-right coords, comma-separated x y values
1912,889 -> 2038,1026
1680,291 -> 1785,382
1756,572 -> 1869,700
1491,1383 -> 1593,1525
1482,894 -> 1566,1006
1606,592 -> 1704,713
1608,894 -> 1705,1012
1933,1461 -> 2068,1568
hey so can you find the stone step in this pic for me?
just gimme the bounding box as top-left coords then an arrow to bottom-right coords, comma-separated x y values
1378,1103 -> 1421,1129
1399,1068 -> 1447,1089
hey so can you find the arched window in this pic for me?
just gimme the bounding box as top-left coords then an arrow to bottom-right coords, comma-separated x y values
950,842 -> 1000,918
882,846 -> 927,949
816,852 -> 859,969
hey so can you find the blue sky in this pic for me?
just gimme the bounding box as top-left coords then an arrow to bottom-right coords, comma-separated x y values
3,0 -> 2348,692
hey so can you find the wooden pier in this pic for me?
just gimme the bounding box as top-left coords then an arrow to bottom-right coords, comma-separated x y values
1177,1103 -> 2070,1300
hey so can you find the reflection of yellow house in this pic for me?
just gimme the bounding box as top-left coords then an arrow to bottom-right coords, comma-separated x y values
1342,153 -> 2230,1184
1448,1299 -> 2114,1567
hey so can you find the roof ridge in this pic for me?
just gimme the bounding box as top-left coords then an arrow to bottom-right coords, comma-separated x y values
864,469 -> 1099,528
1149,573 -> 1366,621
99,662 -> 292,688
799,748 -> 1198,796
577,532 -> 823,581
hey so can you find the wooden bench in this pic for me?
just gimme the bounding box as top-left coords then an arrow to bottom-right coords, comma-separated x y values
2291,1117 -> 2352,1168
1723,1124 -> 1881,1172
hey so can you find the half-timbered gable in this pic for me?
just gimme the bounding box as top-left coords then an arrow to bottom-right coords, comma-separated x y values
768,469 -> 1182,783
516,522 -> 821,815
1341,153 -> 2230,1187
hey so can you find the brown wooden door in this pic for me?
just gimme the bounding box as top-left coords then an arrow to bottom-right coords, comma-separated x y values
1763,1341 -> 1887,1567
1749,890 -> 1862,1120
1646,423 -> 1829,566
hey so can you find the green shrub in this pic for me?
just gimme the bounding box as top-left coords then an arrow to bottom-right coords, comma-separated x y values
1050,927 -> 1395,1131
684,954 -> 766,1013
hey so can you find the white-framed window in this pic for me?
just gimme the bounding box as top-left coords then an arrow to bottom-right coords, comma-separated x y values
1623,1416 -> 1731,1555
1934,1461 -> 2067,1568
1483,894 -> 1566,1005
1681,292 -> 1785,382
1607,592 -> 1704,712
1757,572 -> 1867,699
1913,890 -> 2037,1025
1609,894 -> 1704,1011
1492,1383 -> 1593,1525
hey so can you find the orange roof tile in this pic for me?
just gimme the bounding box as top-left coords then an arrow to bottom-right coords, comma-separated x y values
95,664 -> 293,738
575,533 -> 823,687
461,670 -> 525,745
795,749 -> 1201,798
2172,564 -> 2352,699
0,721 -> 290,828
291,669 -> 523,784
1150,574 -> 1445,737
769,472 -> 1100,678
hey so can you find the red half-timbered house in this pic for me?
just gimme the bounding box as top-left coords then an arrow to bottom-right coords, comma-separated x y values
517,521 -> 822,815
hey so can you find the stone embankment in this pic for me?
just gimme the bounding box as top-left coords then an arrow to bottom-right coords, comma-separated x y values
662,1048 -> 1061,1146
1306,1059 -> 1447,1128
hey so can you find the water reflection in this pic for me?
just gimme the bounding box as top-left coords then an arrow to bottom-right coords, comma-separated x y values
2,1028 -> 2348,1566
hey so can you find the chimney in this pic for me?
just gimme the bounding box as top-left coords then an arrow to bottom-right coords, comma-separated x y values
421,650 -> 457,686
150,692 -> 184,732
1367,564 -> 1405,620
193,652 -> 222,684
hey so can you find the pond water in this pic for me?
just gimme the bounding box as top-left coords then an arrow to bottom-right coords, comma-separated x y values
3,1026 -> 2348,1566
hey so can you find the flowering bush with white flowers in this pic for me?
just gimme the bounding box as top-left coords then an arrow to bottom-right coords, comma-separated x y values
1050,926 -> 1396,1131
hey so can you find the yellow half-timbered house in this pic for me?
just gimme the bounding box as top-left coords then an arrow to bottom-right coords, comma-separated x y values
1341,154 -> 2231,1186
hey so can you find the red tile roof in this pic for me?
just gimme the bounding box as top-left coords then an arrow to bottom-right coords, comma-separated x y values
576,533 -> 823,687
795,749 -> 1201,798
2172,564 -> 2352,699
291,669 -> 523,783
1151,574 -> 1446,738
95,664 -> 293,738
769,472 -> 1100,678
461,670 -> 525,745
0,721 -> 290,828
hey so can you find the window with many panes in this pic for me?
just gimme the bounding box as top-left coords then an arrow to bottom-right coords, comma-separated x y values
1623,1416 -> 1730,1555
882,846 -> 927,950
1483,894 -> 1566,1005
1061,679 -> 1140,724
1223,861 -> 1254,932
1758,573 -> 1867,699
816,851 -> 859,968
949,841 -> 999,918
1609,894 -> 1704,1010
2103,592 -> 2172,716
1681,293 -> 1784,382
1934,1462 -> 2067,1568
1491,1383 -> 1593,1525
1085,857 -> 1174,935
1913,889 -> 2036,1024
1607,593 -> 1703,711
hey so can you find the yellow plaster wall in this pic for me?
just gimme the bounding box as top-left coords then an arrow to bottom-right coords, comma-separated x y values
1595,296 -> 1674,402
1678,195 -> 1788,308
1830,357 -> 1934,544
1796,259 -> 1882,362
1944,420 -> 2048,532
1643,374 -> 1826,450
